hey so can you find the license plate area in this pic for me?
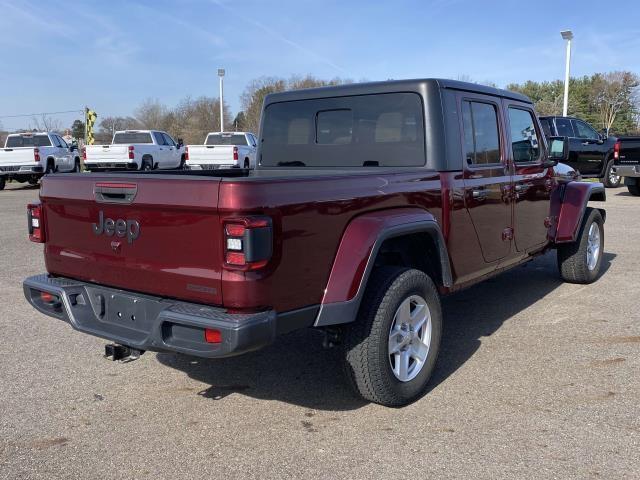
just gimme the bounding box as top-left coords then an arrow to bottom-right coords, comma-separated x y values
104,293 -> 149,330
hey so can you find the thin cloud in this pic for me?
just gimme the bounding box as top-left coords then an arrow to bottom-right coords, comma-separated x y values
209,0 -> 347,74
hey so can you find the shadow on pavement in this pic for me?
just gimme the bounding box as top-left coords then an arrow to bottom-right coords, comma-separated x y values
157,251 -> 616,411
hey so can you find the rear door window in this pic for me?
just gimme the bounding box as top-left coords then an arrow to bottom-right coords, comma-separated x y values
260,92 -> 425,167
461,100 -> 501,166
113,132 -> 153,144
508,108 -> 541,163
554,118 -> 575,137
539,118 -> 552,137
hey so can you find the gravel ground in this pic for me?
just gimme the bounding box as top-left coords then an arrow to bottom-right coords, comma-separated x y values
0,181 -> 638,479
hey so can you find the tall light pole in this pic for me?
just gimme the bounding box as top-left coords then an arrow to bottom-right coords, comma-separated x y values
218,68 -> 225,132
560,30 -> 573,117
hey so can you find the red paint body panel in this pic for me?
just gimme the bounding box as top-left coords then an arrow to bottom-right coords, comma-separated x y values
554,181 -> 604,243
322,208 -> 436,304
40,175 -> 224,305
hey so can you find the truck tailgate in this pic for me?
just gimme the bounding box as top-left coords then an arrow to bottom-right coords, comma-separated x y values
39,175 -> 223,305
86,145 -> 129,162
187,145 -> 234,164
0,147 -> 37,166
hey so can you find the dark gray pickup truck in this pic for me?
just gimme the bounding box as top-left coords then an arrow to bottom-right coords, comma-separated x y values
612,137 -> 640,195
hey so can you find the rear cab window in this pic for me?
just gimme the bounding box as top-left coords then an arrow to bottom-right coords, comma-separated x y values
260,92 -> 425,167
206,134 -> 249,146
113,132 -> 153,144
5,135 -> 52,148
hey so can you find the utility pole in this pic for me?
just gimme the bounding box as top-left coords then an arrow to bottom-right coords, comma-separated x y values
218,68 -> 225,132
561,30 -> 573,117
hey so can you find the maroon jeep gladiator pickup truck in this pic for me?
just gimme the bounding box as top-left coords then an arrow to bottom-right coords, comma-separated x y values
23,79 -> 606,406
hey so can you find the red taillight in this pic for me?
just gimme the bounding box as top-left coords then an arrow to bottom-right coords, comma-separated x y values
204,328 -> 222,344
33,148 -> 40,162
233,146 -> 238,161
82,147 -> 86,161
128,145 -> 135,160
185,146 -> 189,161
223,217 -> 272,270
614,141 -> 620,160
27,203 -> 45,243
40,291 -> 58,303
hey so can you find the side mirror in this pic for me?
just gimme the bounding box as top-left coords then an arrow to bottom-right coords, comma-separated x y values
545,136 -> 569,167
70,145 -> 77,151
177,138 -> 184,148
600,128 -> 608,140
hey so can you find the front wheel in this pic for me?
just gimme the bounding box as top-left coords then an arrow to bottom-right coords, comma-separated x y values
603,159 -> 621,188
628,182 -> 640,196
557,208 -> 604,284
341,267 -> 442,407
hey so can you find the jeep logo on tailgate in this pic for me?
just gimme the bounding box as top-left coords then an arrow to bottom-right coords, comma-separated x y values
92,211 -> 140,244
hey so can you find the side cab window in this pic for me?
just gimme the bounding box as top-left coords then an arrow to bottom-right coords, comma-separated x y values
507,107 -> 541,164
554,118 -> 575,138
51,135 -> 62,147
153,132 -> 166,145
572,120 -> 599,140
162,133 -> 176,147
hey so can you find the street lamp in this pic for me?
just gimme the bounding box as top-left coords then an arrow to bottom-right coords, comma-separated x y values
218,68 -> 225,132
560,30 -> 573,117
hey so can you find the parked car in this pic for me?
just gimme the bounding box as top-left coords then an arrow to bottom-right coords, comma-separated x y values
186,132 -> 258,170
611,137 -> 640,195
539,116 -> 620,187
83,130 -> 186,171
0,132 -> 80,190
23,79 -> 606,407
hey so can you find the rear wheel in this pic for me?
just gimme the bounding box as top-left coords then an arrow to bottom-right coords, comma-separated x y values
45,159 -> 55,174
141,157 -> 153,171
244,158 -> 250,169
342,267 -> 442,407
603,159 -> 621,188
0,176 -> 5,191
72,158 -> 81,173
557,208 -> 604,284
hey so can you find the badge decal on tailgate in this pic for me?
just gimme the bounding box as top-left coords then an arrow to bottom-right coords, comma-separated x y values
92,211 -> 140,244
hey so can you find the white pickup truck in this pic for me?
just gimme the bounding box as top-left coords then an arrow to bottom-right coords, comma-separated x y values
0,132 -> 80,190
84,130 -> 186,171
186,132 -> 258,170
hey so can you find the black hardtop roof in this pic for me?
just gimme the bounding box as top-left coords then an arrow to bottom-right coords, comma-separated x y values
263,78 -> 532,105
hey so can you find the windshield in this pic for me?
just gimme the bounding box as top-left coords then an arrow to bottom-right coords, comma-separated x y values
205,134 -> 248,146
113,132 -> 153,144
5,135 -> 51,148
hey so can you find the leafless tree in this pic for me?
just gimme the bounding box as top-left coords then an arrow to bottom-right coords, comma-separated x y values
592,71 -> 640,135
30,114 -> 62,132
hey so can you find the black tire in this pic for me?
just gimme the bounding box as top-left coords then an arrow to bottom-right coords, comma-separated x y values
244,158 -> 250,169
28,177 -> 39,185
179,154 -> 187,170
45,159 -> 55,174
341,267 -> 442,407
141,157 -> 153,171
557,208 -> 604,284
628,182 -> 640,196
0,176 -> 5,191
602,159 -> 621,188
72,158 -> 81,173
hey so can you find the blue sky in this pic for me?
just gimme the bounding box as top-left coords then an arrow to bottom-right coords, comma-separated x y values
1,0 -> 639,131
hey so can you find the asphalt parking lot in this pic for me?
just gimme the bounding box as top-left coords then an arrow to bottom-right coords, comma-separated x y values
0,182 -> 638,479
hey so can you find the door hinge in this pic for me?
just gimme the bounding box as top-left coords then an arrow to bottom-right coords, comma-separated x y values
502,227 -> 514,241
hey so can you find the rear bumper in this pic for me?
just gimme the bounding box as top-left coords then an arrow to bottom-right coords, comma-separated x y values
186,163 -> 241,170
0,165 -> 43,176
85,162 -> 139,171
612,164 -> 640,178
23,274 -> 277,358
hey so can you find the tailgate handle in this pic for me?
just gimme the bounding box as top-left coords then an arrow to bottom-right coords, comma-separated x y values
94,182 -> 138,204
